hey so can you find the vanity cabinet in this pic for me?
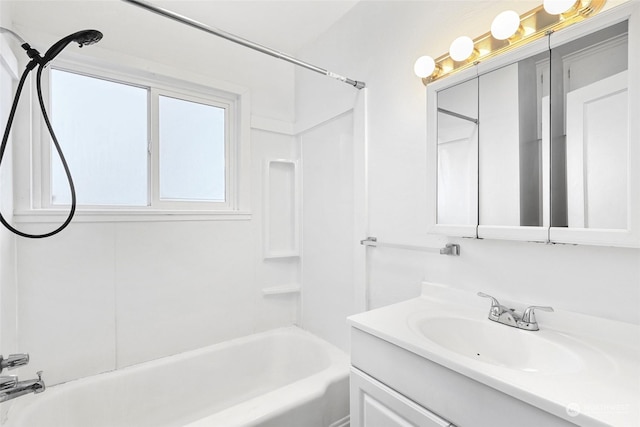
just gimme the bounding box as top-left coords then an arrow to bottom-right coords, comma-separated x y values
350,328 -> 575,427
427,2 -> 640,247
351,368 -> 453,427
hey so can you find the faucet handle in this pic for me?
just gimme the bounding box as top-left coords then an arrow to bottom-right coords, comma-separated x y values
519,306 -> 554,331
0,354 -> 29,372
477,292 -> 500,307
477,292 -> 507,321
522,306 -> 554,323
0,376 -> 17,391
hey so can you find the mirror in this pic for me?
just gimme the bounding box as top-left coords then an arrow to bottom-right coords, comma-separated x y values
478,48 -> 550,229
550,21 -> 629,230
429,3 -> 639,247
436,78 -> 478,228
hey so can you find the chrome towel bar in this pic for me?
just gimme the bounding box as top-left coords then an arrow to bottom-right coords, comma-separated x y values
360,237 -> 460,256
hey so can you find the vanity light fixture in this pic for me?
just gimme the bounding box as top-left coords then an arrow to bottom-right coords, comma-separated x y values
491,10 -> 522,40
449,36 -> 475,61
413,55 -> 437,78
415,0 -> 607,84
543,0 -> 579,15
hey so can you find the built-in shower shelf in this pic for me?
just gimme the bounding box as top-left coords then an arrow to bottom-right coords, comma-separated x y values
262,284 -> 301,296
263,159 -> 300,259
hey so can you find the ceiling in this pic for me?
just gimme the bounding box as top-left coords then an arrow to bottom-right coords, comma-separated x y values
136,0 -> 361,54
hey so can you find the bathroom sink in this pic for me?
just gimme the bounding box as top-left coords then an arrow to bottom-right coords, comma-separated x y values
411,316 -> 602,374
350,284 -> 640,427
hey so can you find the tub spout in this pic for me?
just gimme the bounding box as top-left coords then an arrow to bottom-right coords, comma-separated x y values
0,371 -> 45,403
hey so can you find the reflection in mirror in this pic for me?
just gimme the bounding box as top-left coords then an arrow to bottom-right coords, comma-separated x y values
551,21 -> 629,229
478,50 -> 550,227
436,78 -> 478,226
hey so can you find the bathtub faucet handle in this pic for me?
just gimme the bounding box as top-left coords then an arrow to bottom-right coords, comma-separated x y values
0,354 -> 30,373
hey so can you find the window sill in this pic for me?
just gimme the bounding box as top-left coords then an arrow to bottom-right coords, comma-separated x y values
13,209 -> 252,223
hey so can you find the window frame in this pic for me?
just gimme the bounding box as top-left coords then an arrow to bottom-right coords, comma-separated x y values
30,58 -> 250,221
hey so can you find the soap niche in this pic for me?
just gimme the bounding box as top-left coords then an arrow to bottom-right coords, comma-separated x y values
263,159 -> 300,259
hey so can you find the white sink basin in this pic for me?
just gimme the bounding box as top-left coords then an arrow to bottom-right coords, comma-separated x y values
411,315 -> 607,374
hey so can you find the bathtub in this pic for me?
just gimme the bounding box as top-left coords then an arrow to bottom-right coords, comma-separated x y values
1,327 -> 350,427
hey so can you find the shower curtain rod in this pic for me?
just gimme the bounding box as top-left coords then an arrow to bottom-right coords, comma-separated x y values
121,0 -> 366,89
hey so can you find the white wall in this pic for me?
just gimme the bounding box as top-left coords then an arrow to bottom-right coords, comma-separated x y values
0,3 -> 18,358
300,111 -> 355,351
3,0 -> 301,385
296,0 -> 640,336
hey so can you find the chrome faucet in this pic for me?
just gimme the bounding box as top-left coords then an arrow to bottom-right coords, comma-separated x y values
0,354 -> 29,372
0,371 -> 45,402
0,353 -> 46,402
478,292 -> 553,331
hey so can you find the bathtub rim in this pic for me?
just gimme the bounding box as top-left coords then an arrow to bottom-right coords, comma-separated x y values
1,326 -> 349,427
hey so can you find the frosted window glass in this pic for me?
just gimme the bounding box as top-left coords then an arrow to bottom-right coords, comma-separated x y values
51,70 -> 148,206
159,96 -> 225,201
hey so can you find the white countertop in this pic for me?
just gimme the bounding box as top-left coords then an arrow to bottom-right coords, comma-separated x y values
348,282 -> 640,427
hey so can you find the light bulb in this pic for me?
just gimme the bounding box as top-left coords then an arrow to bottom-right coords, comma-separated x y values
543,0 -> 577,15
414,56 -> 436,78
491,10 -> 521,40
449,36 -> 474,62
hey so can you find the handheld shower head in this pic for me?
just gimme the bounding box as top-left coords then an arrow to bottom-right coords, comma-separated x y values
42,29 -> 103,63
73,30 -> 103,47
0,27 -> 103,238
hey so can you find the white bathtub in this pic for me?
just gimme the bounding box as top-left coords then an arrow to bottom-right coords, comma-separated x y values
1,327 -> 350,427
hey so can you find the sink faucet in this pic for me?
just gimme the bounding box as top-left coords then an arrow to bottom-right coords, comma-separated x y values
477,292 -> 518,326
478,292 -> 553,331
0,371 -> 45,403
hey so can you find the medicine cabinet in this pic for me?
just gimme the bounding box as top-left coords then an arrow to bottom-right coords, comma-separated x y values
427,2 -> 640,247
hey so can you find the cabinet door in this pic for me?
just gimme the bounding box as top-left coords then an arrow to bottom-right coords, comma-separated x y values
427,66 -> 479,238
548,5 -> 639,247
350,368 -> 452,427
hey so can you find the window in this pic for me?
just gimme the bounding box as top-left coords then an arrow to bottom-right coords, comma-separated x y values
44,65 -> 245,215
158,95 -> 226,202
50,70 -> 148,206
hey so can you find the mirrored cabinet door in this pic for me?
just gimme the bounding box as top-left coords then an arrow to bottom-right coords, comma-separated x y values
549,4 -> 640,247
427,68 -> 479,238
437,78 -> 478,226
476,39 -> 550,242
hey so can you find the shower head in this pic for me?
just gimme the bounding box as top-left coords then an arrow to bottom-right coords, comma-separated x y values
42,29 -> 103,64
74,30 -> 103,47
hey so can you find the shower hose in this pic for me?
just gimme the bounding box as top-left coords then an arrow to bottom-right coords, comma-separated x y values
0,40 -> 80,238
